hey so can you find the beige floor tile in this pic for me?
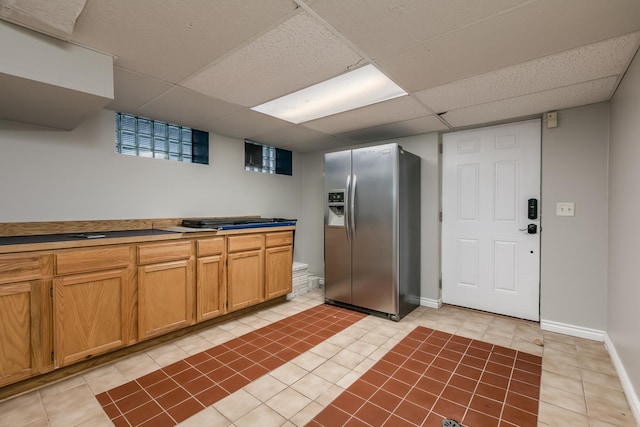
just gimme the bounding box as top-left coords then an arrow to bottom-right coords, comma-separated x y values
544,347 -> 580,367
341,325 -> 369,340
173,333 -> 216,355
270,363 -> 308,386
359,331 -> 393,346
314,384 -> 345,407
114,352 -> 161,381
72,410 -> 113,427
346,340 -> 379,358
540,370 -> 584,396
512,338 -> 544,356
0,391 -> 46,427
291,373 -> 333,400
584,382 -> 631,410
586,398 -> 636,426
353,356 -> 376,374
542,330 -> 577,345
461,319 -> 489,333
198,328 -> 235,346
265,388 -> 311,419
539,384 -> 587,415
481,332 -> 513,348
291,351 -> 327,371
455,327 -> 484,340
177,406 -> 231,427
213,389 -> 261,422
244,374 -> 288,402
542,358 -> 583,380
289,400 -> 324,427
331,348 -> 367,370
85,368 -> 129,395
541,338 -> 576,354
22,419 -> 50,427
42,384 -> 105,427
515,323 -> 543,342
589,419 -> 623,427
309,341 -> 342,359
38,375 -> 86,399
235,403 -> 286,427
335,370 -> 361,389
312,359 -> 351,384
538,401 -> 590,427
325,332 -> 358,348
580,368 -> 623,391
146,343 -> 191,367
578,355 -> 617,375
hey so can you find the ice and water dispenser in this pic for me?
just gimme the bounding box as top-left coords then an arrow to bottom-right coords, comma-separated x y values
327,190 -> 345,226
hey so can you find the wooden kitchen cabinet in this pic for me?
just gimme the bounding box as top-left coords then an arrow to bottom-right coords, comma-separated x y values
0,280 -> 46,387
227,234 -> 264,312
53,246 -> 131,367
54,270 -> 129,366
196,237 -> 226,322
137,242 -> 194,340
265,232 -> 293,300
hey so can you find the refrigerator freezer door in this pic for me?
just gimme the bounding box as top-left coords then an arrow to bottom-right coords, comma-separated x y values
351,144 -> 399,315
324,150 -> 352,305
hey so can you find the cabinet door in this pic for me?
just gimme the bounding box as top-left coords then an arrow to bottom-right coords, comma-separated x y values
265,246 -> 293,300
0,282 -> 42,386
227,250 -> 264,312
54,270 -> 129,367
196,255 -> 226,322
138,260 -> 194,340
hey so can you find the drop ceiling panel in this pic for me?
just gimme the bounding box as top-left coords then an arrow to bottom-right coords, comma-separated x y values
0,0 -> 87,39
181,11 -> 363,107
135,86 -> 243,132
303,96 -> 431,134
338,115 -> 448,143
416,32 -> 640,113
209,108 -> 291,140
309,0 -> 531,60
442,77 -> 618,128
253,125 -> 346,153
105,67 -> 173,113
71,0 -> 296,82
379,0 -> 640,92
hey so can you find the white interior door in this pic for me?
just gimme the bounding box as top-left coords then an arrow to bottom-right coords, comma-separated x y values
442,119 -> 541,321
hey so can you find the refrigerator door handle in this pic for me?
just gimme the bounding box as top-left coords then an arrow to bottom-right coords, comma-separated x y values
345,174 -> 351,240
351,174 -> 357,237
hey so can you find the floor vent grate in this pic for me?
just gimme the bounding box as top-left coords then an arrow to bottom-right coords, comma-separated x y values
442,419 -> 462,427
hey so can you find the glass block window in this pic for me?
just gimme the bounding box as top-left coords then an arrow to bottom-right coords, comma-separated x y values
245,139 -> 292,176
115,113 -> 208,164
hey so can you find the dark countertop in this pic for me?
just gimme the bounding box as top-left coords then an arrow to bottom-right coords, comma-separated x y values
0,229 -> 180,246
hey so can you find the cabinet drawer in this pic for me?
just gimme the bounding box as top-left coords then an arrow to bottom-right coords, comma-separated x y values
55,246 -> 130,275
265,231 -> 293,248
138,241 -> 191,265
197,237 -> 225,257
228,234 -> 264,253
0,254 -> 42,284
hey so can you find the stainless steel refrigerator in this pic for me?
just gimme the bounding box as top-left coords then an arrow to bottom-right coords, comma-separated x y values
324,143 -> 420,320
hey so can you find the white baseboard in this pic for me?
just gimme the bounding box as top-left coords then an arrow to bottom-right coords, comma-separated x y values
540,319 -> 605,342
420,297 -> 442,309
604,333 -> 640,425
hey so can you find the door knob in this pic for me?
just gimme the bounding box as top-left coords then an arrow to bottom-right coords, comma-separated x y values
519,224 -> 537,234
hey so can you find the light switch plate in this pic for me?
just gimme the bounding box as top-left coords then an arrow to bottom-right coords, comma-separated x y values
556,202 -> 575,216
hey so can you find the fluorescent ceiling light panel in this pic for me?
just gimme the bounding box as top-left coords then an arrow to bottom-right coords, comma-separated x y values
251,64 -> 407,124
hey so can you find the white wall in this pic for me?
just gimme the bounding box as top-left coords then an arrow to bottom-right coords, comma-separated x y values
609,51 -> 640,401
0,109 -> 304,253
540,102 -> 610,330
297,133 -> 441,302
